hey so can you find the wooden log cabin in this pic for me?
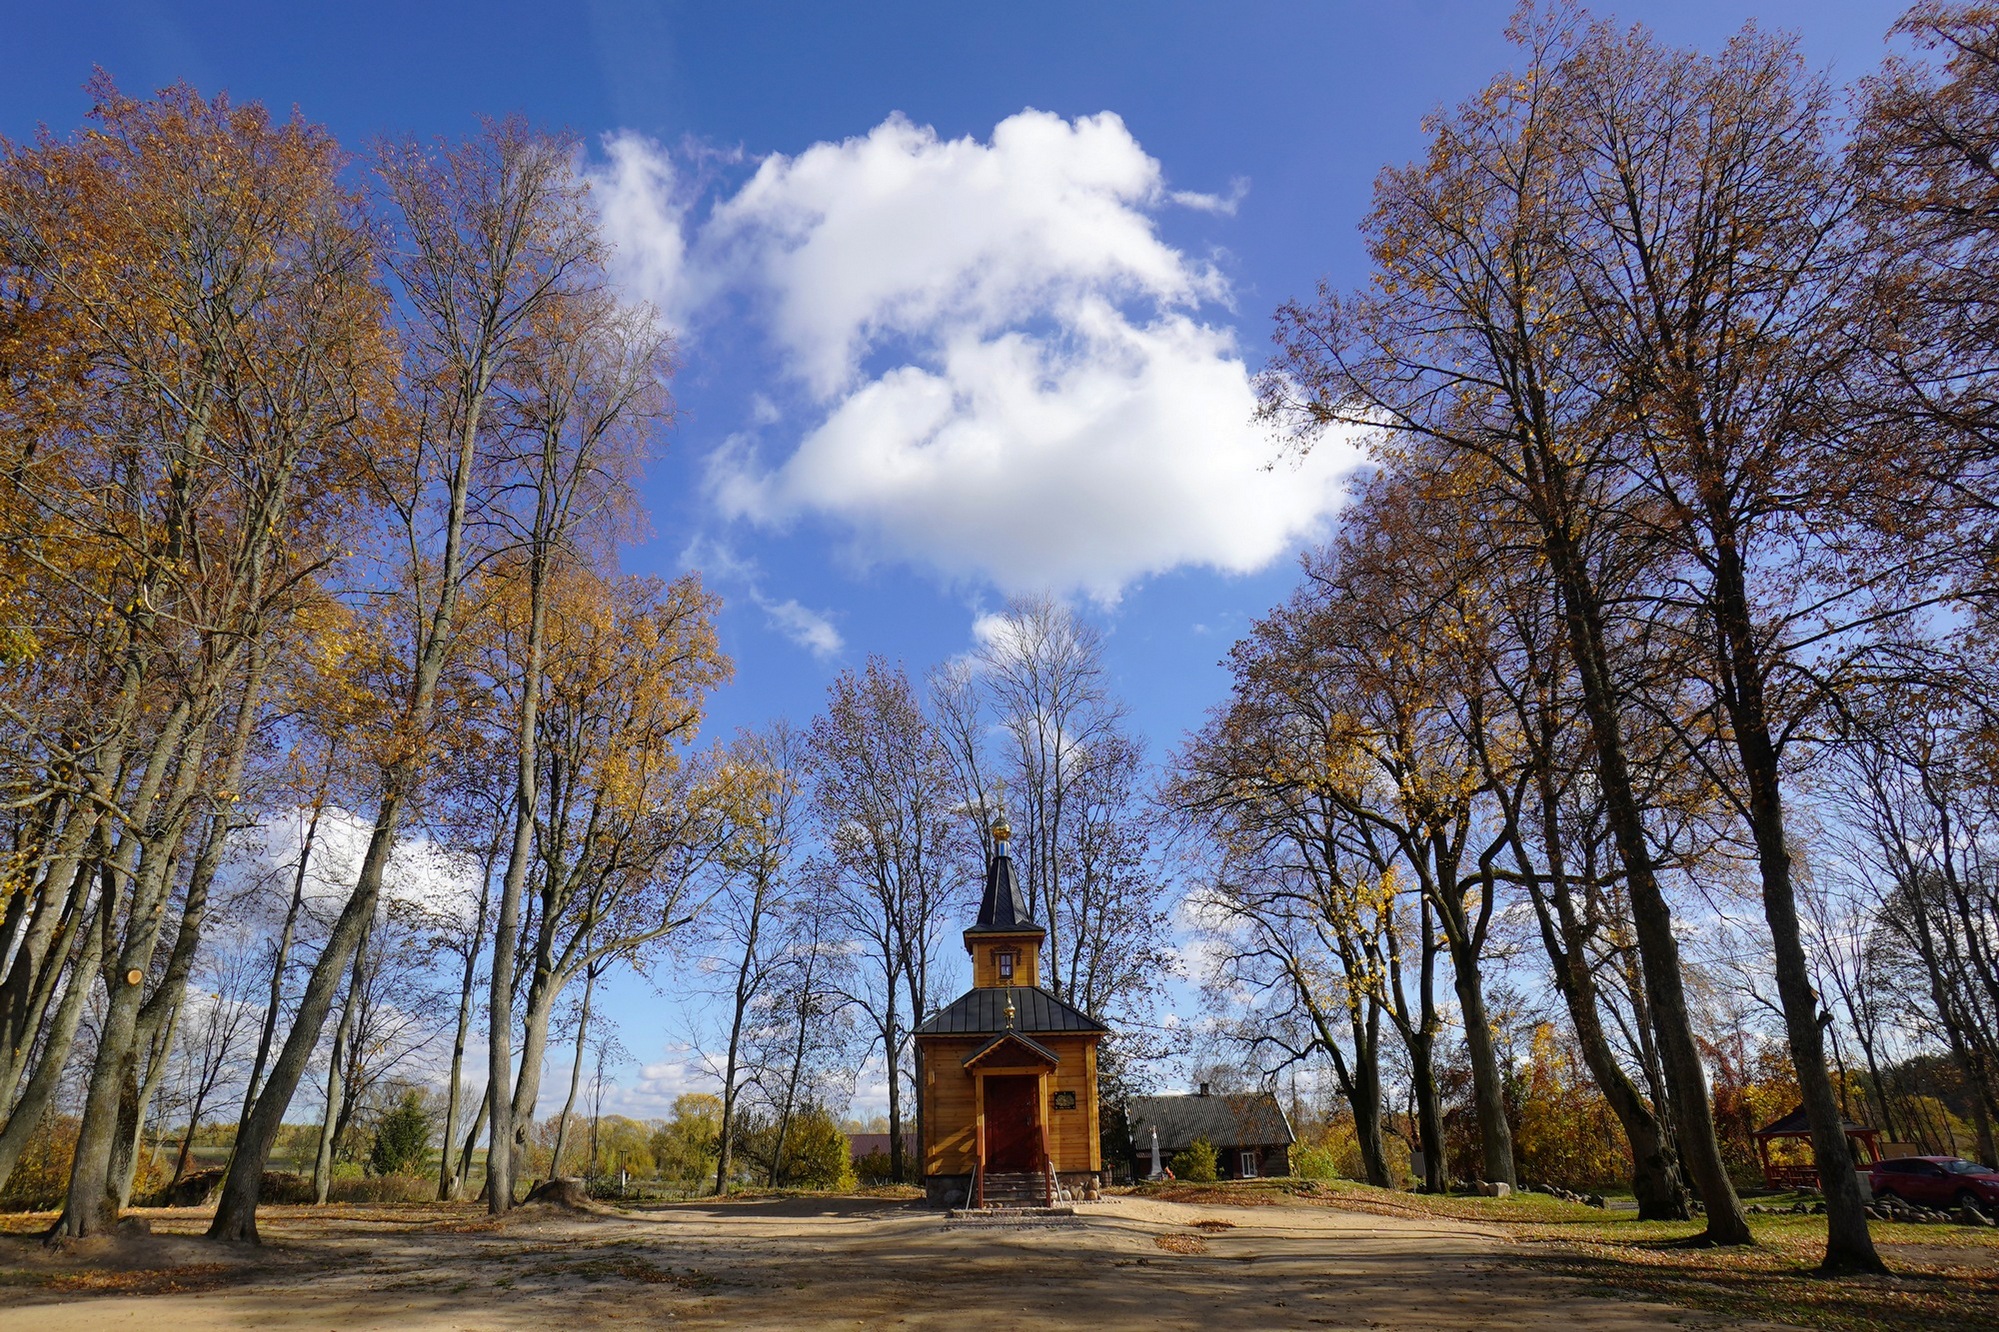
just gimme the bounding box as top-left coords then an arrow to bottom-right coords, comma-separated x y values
914,824 -> 1107,1208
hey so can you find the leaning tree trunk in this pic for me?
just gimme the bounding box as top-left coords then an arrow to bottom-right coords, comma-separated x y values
313,940 -> 370,1204
209,807 -> 399,1243
1709,541 -> 1881,1274
236,794 -> 323,1147
548,959 -> 597,1179
439,838 -> 496,1199
1346,1006 -> 1391,1188
1539,512 -> 1754,1246
1515,764 -> 1692,1221
1428,878 -> 1514,1187
112,1000 -> 183,1208
0,904 -> 105,1193
1526,875 -> 1690,1219
456,1081 -> 490,1200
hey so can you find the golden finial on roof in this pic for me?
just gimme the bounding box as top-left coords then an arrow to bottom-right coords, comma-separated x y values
991,815 -> 1012,844
1004,990 -> 1016,1028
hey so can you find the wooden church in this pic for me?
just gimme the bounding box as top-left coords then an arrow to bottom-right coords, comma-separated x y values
914,824 -> 1107,1208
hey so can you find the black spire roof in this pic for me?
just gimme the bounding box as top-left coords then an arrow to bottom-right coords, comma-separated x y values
966,839 -> 1041,937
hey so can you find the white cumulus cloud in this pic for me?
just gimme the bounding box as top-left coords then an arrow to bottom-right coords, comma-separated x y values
757,595 -> 844,659
598,109 -> 1361,600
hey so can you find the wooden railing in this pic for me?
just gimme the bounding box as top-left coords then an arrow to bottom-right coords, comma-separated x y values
974,1119 -> 986,1209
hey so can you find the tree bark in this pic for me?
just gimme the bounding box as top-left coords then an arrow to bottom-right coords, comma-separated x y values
237,781 -> 328,1146
52,702 -> 211,1239
313,937 -> 370,1204
548,958 -> 597,1179
0,902 -> 105,1194
439,837 -> 497,1199
1536,509 -> 1754,1246
1708,539 -> 1882,1273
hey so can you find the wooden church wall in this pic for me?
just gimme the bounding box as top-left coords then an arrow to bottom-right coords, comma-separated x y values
919,1036 -> 1102,1176
970,937 -> 1042,988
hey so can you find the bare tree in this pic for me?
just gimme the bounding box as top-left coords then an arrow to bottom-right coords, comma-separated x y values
807,657 -> 962,1183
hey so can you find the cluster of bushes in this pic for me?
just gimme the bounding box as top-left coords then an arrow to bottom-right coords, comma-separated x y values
1170,1138 -> 1219,1183
731,1106 -> 857,1190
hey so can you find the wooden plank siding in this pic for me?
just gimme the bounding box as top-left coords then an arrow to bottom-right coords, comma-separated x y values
920,1032 -> 1101,1175
970,935 -> 1042,989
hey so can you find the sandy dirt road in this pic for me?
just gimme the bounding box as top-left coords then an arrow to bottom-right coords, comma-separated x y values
0,1194 -> 1788,1330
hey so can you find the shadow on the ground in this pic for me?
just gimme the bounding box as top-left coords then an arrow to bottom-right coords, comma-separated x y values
1524,1243 -> 1999,1332
634,1195 -> 924,1219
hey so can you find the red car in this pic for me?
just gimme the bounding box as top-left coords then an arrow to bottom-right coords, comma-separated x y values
1870,1156 -> 1999,1211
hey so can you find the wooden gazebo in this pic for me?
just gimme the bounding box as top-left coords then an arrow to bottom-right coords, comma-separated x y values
1750,1107 -> 1882,1189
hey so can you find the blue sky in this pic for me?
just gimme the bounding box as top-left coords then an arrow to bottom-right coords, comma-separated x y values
4,0 -> 1916,1117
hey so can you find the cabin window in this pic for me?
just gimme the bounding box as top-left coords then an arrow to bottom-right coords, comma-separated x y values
1240,1151 -> 1259,1178
997,949 -> 1015,979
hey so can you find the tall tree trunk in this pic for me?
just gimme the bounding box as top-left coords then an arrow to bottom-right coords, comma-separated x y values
117,651 -> 268,1209
503,951 -> 567,1194
548,958 -> 597,1179
884,1007 -> 903,1183
112,998 -> 182,1208
238,782 -> 328,1145
1525,875 -> 1690,1218
1425,862 -> 1515,1187
0,903 -> 105,1193
1538,512 -> 1754,1246
1385,899 -> 1447,1192
1446,939 -> 1515,1186
1512,748 -> 1692,1220
486,455 -> 565,1213
715,907 -> 763,1197
53,705 -> 211,1239
456,1081 -> 489,1200
1409,1029 -> 1447,1192
439,837 -> 497,1199
313,940 -> 370,1204
1344,1005 -> 1390,1188
1708,538 -> 1881,1273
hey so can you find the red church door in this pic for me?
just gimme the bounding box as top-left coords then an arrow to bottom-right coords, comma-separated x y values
984,1076 -> 1041,1171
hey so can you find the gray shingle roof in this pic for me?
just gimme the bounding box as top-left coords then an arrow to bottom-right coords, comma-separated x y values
1753,1106 -> 1876,1137
915,985 -> 1107,1036
1127,1092 -> 1296,1152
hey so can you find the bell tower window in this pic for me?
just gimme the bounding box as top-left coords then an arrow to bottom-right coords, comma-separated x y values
997,949 -> 1015,980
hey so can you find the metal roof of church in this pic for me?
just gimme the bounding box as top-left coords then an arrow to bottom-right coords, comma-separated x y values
964,840 -> 1041,937
915,985 -> 1107,1036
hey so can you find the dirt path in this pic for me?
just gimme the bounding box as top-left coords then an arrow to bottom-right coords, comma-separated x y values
0,1195 -> 1789,1330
